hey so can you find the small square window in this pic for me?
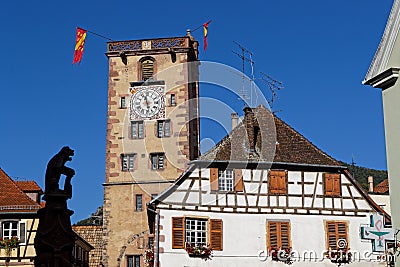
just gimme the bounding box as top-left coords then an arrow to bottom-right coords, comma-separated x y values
151,153 -> 165,170
121,154 -> 136,171
131,121 -> 144,139
157,120 -> 171,138
127,255 -> 141,267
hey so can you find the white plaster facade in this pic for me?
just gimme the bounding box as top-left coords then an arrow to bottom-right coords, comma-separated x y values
152,167 -> 391,267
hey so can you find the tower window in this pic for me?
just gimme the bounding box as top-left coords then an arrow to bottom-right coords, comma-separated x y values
170,94 -> 176,106
121,154 -> 136,171
141,59 -> 154,81
131,121 -> 144,139
157,120 -> 171,138
136,194 -> 143,211
120,97 -> 126,109
150,153 -> 165,170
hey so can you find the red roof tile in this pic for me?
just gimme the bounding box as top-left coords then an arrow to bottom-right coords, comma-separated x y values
374,179 -> 389,194
200,105 -> 340,166
72,226 -> 103,267
0,168 -> 40,213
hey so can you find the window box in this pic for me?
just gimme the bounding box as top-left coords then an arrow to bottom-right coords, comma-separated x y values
269,247 -> 293,265
143,249 -> 154,267
185,243 -> 212,259
0,237 -> 20,257
325,248 -> 352,266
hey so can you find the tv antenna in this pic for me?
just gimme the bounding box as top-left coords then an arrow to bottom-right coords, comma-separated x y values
233,41 -> 255,107
260,71 -> 283,111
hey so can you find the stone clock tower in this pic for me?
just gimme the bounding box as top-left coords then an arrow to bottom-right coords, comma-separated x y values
103,33 -> 199,266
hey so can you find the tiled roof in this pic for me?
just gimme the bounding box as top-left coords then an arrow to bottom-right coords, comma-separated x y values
72,225 -> 103,267
199,105 -> 341,166
15,181 -> 43,193
374,179 -> 389,194
0,168 -> 40,213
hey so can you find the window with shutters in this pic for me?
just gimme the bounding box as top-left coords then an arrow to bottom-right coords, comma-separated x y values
141,59 -> 154,81
267,221 -> 291,250
324,173 -> 341,196
210,168 -> 244,192
0,221 -> 26,244
131,121 -> 144,139
269,170 -> 287,195
150,153 -> 165,170
172,217 -> 223,251
218,169 -> 234,191
185,218 -> 207,246
157,120 -> 171,138
325,221 -> 348,250
121,154 -> 136,171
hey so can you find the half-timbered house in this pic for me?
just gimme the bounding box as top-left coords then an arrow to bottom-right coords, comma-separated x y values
148,105 -> 392,267
0,168 -> 42,266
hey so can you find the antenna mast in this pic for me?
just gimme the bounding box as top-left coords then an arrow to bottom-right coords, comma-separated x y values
233,41 -> 254,107
260,72 -> 283,111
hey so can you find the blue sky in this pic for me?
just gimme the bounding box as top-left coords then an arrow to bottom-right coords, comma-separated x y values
0,0 -> 392,222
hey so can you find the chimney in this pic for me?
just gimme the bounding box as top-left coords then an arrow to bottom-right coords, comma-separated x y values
231,113 -> 238,130
243,107 -> 255,152
368,176 -> 374,193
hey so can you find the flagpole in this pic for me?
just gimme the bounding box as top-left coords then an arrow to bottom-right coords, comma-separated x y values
80,27 -> 115,41
191,20 -> 212,33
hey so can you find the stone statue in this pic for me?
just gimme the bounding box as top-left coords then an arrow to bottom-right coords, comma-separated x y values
35,146 -> 76,267
45,146 -> 75,198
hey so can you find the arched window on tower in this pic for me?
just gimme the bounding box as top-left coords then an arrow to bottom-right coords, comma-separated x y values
140,57 -> 155,81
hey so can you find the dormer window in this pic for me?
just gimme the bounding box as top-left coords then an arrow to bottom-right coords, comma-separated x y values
140,57 -> 155,81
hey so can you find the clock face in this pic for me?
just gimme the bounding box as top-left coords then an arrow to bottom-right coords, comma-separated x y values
130,86 -> 165,120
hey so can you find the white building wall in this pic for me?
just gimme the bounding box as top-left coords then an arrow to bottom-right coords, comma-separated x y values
158,209 -> 385,267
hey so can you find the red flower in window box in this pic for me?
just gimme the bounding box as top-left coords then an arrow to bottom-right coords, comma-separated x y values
143,249 -> 154,267
269,247 -> 293,265
185,243 -> 213,260
0,236 -> 20,257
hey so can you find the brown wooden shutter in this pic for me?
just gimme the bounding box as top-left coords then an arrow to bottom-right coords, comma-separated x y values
268,221 -> 291,250
333,175 -> 341,196
325,173 -> 341,196
172,217 -> 185,249
210,219 -> 223,250
269,170 -> 286,194
210,168 -> 218,191
267,221 -> 279,249
234,169 -> 244,192
326,221 -> 348,250
280,222 -> 290,249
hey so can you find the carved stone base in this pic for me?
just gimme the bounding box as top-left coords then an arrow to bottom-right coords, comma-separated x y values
34,194 -> 75,267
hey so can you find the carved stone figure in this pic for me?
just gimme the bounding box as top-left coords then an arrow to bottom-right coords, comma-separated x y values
45,146 -> 75,198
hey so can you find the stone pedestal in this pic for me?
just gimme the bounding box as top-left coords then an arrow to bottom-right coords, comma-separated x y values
34,194 -> 75,267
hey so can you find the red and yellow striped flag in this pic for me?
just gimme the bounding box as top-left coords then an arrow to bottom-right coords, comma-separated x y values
203,21 -> 211,51
72,27 -> 87,64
